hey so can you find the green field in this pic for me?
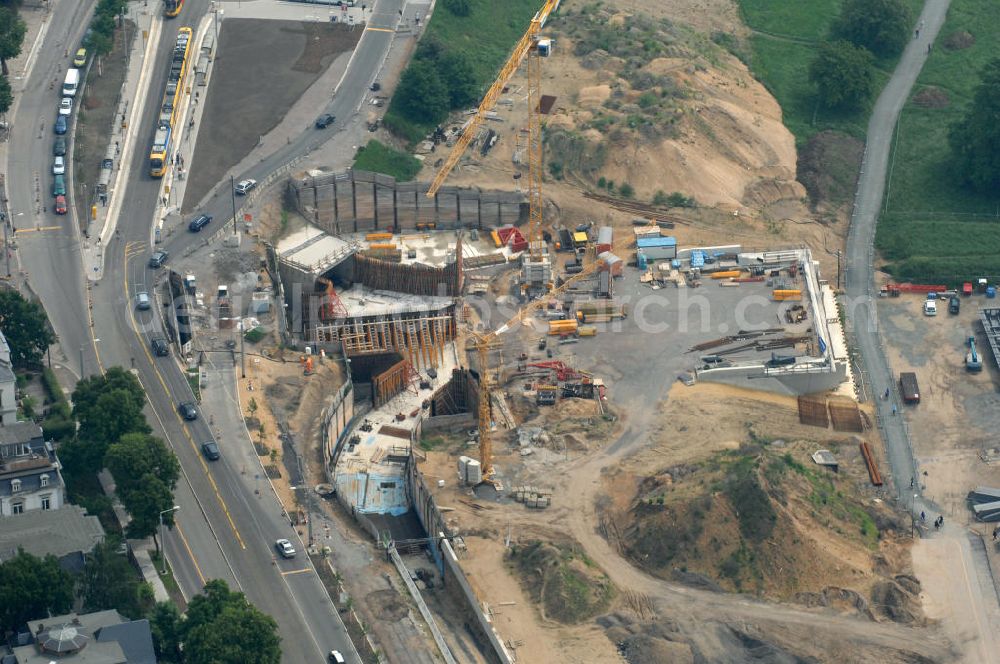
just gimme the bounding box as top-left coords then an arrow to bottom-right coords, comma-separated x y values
353,140 -> 422,181
876,0 -> 1000,285
740,0 -> 921,142
385,0 -> 542,143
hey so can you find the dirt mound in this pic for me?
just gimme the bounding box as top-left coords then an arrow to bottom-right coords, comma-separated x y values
508,539 -> 615,624
871,578 -> 923,624
615,441 -> 917,611
797,130 -> 865,210
616,634 -> 694,664
943,30 -> 975,50
912,86 -> 950,109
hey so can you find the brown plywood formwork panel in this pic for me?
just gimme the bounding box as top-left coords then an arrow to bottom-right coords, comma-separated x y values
829,398 -> 864,432
797,395 -> 829,428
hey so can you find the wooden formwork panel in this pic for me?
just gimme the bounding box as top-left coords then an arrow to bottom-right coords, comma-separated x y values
797,395 -> 829,428
829,398 -> 864,432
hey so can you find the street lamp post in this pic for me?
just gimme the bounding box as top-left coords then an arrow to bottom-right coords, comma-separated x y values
158,505 -> 181,574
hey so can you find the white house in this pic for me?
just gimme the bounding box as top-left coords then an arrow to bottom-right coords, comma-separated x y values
0,422 -> 65,516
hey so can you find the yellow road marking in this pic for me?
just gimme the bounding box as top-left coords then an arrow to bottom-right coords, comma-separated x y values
174,518 -> 207,586
280,568 -> 312,576
15,226 -> 63,234
123,246 -> 247,550
366,26 -> 395,32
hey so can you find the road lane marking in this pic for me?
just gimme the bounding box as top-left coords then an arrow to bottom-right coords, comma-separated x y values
14,226 -> 63,233
174,518 -> 207,587
123,246 -> 247,551
280,568 -> 312,576
365,26 -> 395,32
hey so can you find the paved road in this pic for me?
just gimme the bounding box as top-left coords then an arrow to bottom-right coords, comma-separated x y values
9,0 -> 408,661
7,0 -> 99,379
844,1 -> 1000,660
844,0 -> 950,505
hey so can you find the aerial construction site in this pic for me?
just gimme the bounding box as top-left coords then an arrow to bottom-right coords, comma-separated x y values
211,0 -> 999,662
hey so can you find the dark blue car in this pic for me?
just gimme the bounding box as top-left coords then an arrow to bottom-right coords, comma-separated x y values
54,115 -> 67,135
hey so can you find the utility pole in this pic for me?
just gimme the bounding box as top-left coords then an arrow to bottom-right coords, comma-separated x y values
2,215 -> 9,277
836,250 -> 842,290
240,317 -> 246,378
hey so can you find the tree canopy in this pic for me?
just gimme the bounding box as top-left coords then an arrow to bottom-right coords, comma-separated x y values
393,60 -> 450,124
72,367 -> 150,449
105,433 -> 180,498
0,551 -> 74,634
833,0 -> 912,58
809,40 -> 876,112
0,289 -> 55,368
82,539 -> 154,619
0,7 -> 26,76
151,580 -> 280,664
949,57 -> 1000,195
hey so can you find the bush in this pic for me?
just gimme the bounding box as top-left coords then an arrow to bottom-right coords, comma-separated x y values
442,0 -> 471,17
41,368 -> 65,404
353,140 -> 422,181
833,0 -> 912,58
809,40 -> 876,111
619,183 -> 635,198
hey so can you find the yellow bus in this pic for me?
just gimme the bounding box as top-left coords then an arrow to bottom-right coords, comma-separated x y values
164,0 -> 184,18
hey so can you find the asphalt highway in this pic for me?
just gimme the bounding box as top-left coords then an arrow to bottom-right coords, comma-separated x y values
9,0 -> 408,660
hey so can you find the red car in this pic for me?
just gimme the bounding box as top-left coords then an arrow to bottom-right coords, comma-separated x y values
54,195 -> 67,215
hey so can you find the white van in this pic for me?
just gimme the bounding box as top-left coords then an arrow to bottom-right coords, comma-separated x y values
923,300 -> 937,316
63,68 -> 80,97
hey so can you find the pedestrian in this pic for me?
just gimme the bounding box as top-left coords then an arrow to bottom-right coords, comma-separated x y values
910,477 -> 915,489
884,388 -> 890,400
920,511 -> 926,522
915,28 -> 920,38
892,404 -> 898,416
939,515 -> 944,527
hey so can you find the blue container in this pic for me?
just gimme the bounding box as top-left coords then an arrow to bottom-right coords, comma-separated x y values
671,259 -> 681,269
637,252 -> 648,270
987,286 -> 997,298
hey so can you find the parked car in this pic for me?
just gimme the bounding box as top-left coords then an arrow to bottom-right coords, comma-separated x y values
949,295 -> 961,315
177,401 -> 198,420
73,47 -> 87,67
58,97 -> 73,116
329,652 -> 346,664
275,538 -> 296,558
54,195 -> 67,215
52,174 -> 66,197
52,156 -> 65,175
54,115 -> 67,135
135,291 -> 151,310
234,179 -> 257,195
314,113 -> 335,129
188,213 -> 212,232
923,299 -> 937,316
201,441 -> 220,461
148,250 -> 168,268
53,136 -> 66,156
150,337 -> 170,357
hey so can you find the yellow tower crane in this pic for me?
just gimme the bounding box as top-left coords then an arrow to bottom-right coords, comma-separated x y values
427,0 -> 561,291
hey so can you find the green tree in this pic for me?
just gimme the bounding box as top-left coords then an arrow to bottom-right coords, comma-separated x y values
73,367 -> 150,448
438,52 -> 479,108
442,0 -> 471,17
121,473 -> 175,548
0,7 -> 26,76
833,0 -> 912,58
619,183 -> 635,199
808,40 -> 875,112
105,433 -> 180,498
0,74 -> 11,115
181,580 -> 281,664
0,290 -> 54,367
82,539 -> 153,618
949,57 -> 1000,195
149,601 -> 183,663
0,551 -> 74,633
393,60 -> 450,124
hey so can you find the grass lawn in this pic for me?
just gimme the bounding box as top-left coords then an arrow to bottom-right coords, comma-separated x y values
739,0 -> 923,143
876,0 -> 1000,284
385,0 -> 543,142
353,140 -> 422,181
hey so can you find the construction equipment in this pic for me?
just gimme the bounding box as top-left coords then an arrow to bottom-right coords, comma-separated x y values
526,360 -> 584,381
426,0 -> 561,295
966,335 -> 983,372
316,276 -> 348,321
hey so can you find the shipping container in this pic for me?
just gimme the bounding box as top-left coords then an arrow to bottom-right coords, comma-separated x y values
598,271 -> 612,298
899,372 -> 920,404
366,232 -> 393,241
558,228 -> 573,252
597,252 -> 623,277
596,226 -> 613,254
548,319 -> 578,335
636,236 -> 677,260
772,289 -> 803,301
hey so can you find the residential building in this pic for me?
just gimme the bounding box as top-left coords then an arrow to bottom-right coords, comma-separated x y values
5,610 -> 156,664
0,329 -> 16,425
0,422 -> 65,516
0,504 -> 105,573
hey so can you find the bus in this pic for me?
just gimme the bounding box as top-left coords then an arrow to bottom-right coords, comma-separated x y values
164,0 -> 184,18
149,27 -> 192,177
